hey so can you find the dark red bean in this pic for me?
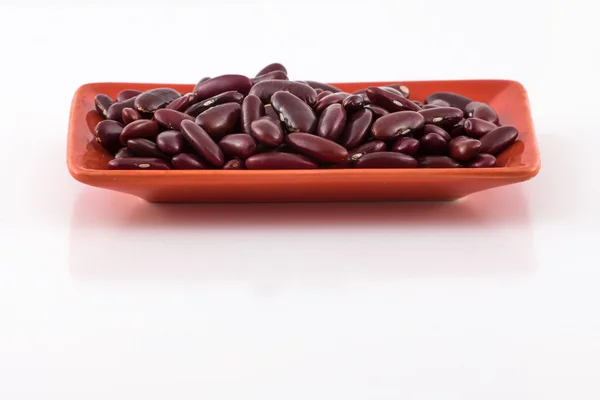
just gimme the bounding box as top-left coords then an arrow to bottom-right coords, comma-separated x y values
315,88 -> 323,94
153,109 -> 195,131
193,74 -> 253,99
156,130 -> 189,155
391,137 -> 420,156
193,77 -> 211,92
422,104 -> 444,109
127,138 -> 169,160
418,107 -> 464,128
479,126 -> 518,155
195,103 -> 242,140
463,118 -> 497,138
166,93 -> 196,112
304,80 -> 343,93
134,88 -> 181,114
116,89 -> 142,102
184,91 -> 244,117
317,90 -> 333,101
419,132 -> 448,155
264,104 -> 279,121
119,119 -> 160,145
467,153 -> 496,168
171,153 -> 209,169
122,107 -> 142,125
180,120 -> 225,167
218,134 -> 257,159
95,120 -> 124,154
223,158 -> 245,169
106,97 -> 137,122
380,86 -> 405,97
241,94 -> 265,134
245,152 -> 317,169
388,84 -> 410,98
342,94 -> 364,112
339,109 -> 373,149
316,104 -> 347,141
347,140 -> 387,161
449,137 -> 482,161
114,147 -> 134,159
412,100 -> 423,108
418,156 -> 460,168
366,87 -> 421,112
108,157 -> 170,170
249,117 -> 284,147
94,94 -> 113,118
464,101 -> 499,124
271,91 -> 317,134
255,62 -> 287,77
423,124 -> 451,141
371,111 -> 425,140
364,104 -> 390,119
315,92 -> 350,114
286,132 -> 348,164
428,99 -> 451,107
424,92 -> 472,111
450,119 -> 466,137
354,152 -> 418,168
252,70 -> 288,84
249,80 -> 318,106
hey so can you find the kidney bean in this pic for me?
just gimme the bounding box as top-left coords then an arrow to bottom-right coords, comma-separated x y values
428,99 -> 451,107
422,104 -> 443,110
122,107 -> 142,125
127,138 -> 169,160
464,101 -> 499,124
468,153 -> 496,168
245,152 -> 317,169
134,88 -> 181,114
449,136 -> 482,161
286,132 -> 348,164
108,157 -> 170,170
412,100 -> 423,108
316,103 -> 347,141
106,96 -> 137,122
419,156 -> 460,168
388,84 -> 410,98
479,126 -> 518,155
317,90 -> 333,101
271,91 -> 317,133
195,103 -> 241,140
95,120 -> 124,154
315,88 -> 323,94
419,132 -> 448,155
380,86 -> 405,97
371,111 -> 425,140
342,94 -> 364,112
116,89 -> 142,102
450,119 -> 466,137
463,118 -> 497,138
339,109 -> 373,149
114,147 -> 134,159
249,117 -> 284,147
315,92 -> 349,114
184,91 -> 244,118
241,94 -> 265,134
166,93 -> 196,112
252,70 -> 288,84
218,134 -> 257,159
249,80 -> 319,106
193,77 -> 211,92
223,158 -> 245,169
423,124 -> 451,141
347,140 -> 387,161
364,104 -> 390,119
418,107 -> 464,128
256,62 -> 287,77
424,92 -> 472,111
180,120 -> 225,167
119,119 -> 160,145
391,137 -> 420,156
156,130 -> 189,155
153,109 -> 195,131
94,94 -> 113,118
366,87 -> 421,112
171,153 -> 209,169
354,152 -> 418,168
194,74 -> 253,100
264,104 -> 279,121
304,80 -> 342,93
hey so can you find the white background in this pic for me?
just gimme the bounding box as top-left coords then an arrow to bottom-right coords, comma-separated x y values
1,1 -> 599,399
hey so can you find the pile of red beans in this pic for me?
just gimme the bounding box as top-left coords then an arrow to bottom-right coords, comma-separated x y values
93,63 -> 519,170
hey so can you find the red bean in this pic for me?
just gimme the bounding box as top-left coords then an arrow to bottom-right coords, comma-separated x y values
255,62 -> 287,77
127,138 -> 169,160
339,109 -> 373,149
156,130 -> 189,155
316,103 -> 347,141
419,132 -> 448,155
271,91 -> 317,133
354,152 -> 418,168
449,136 -> 482,161
286,132 -> 348,164
166,93 -> 196,112
264,104 -> 279,121
418,107 -> 464,128
388,84 -> 410,98
371,111 -> 425,140
245,152 -> 317,169
218,134 -> 257,159
425,92 -> 472,111
122,107 -> 142,125
380,86 -> 405,97
180,120 -> 225,167
195,103 -> 241,140
241,94 -> 265,134
366,87 -> 421,112
185,91 -> 244,118
391,137 -> 420,156
94,94 -> 113,118
108,157 -> 170,170
427,99 -> 451,107
114,147 -> 134,159
463,118 -> 497,138
315,92 -> 349,114
450,119 -> 466,137
106,97 -> 137,123
252,70 -> 288,84
423,124 -> 451,141
468,153 -> 497,168
479,126 -> 518,155
304,80 -> 343,93
194,74 -> 253,99
464,101 -> 499,124
249,117 -> 284,147
116,89 -> 142,102
153,109 -> 195,131
249,80 -> 318,106
171,153 -> 209,169
419,156 -> 461,168
342,94 -> 365,112
134,88 -> 181,114
364,104 -> 390,119
95,120 -> 124,154
119,119 -> 160,145
223,158 -> 245,169
347,140 -> 387,161
317,90 -> 333,101
193,77 -> 211,92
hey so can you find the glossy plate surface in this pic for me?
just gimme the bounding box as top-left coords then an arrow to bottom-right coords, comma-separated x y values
67,80 -> 540,202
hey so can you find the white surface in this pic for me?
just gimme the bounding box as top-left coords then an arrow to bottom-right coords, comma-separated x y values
1,1 -> 599,399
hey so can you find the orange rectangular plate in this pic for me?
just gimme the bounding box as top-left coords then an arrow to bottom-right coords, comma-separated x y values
67,80 -> 540,202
